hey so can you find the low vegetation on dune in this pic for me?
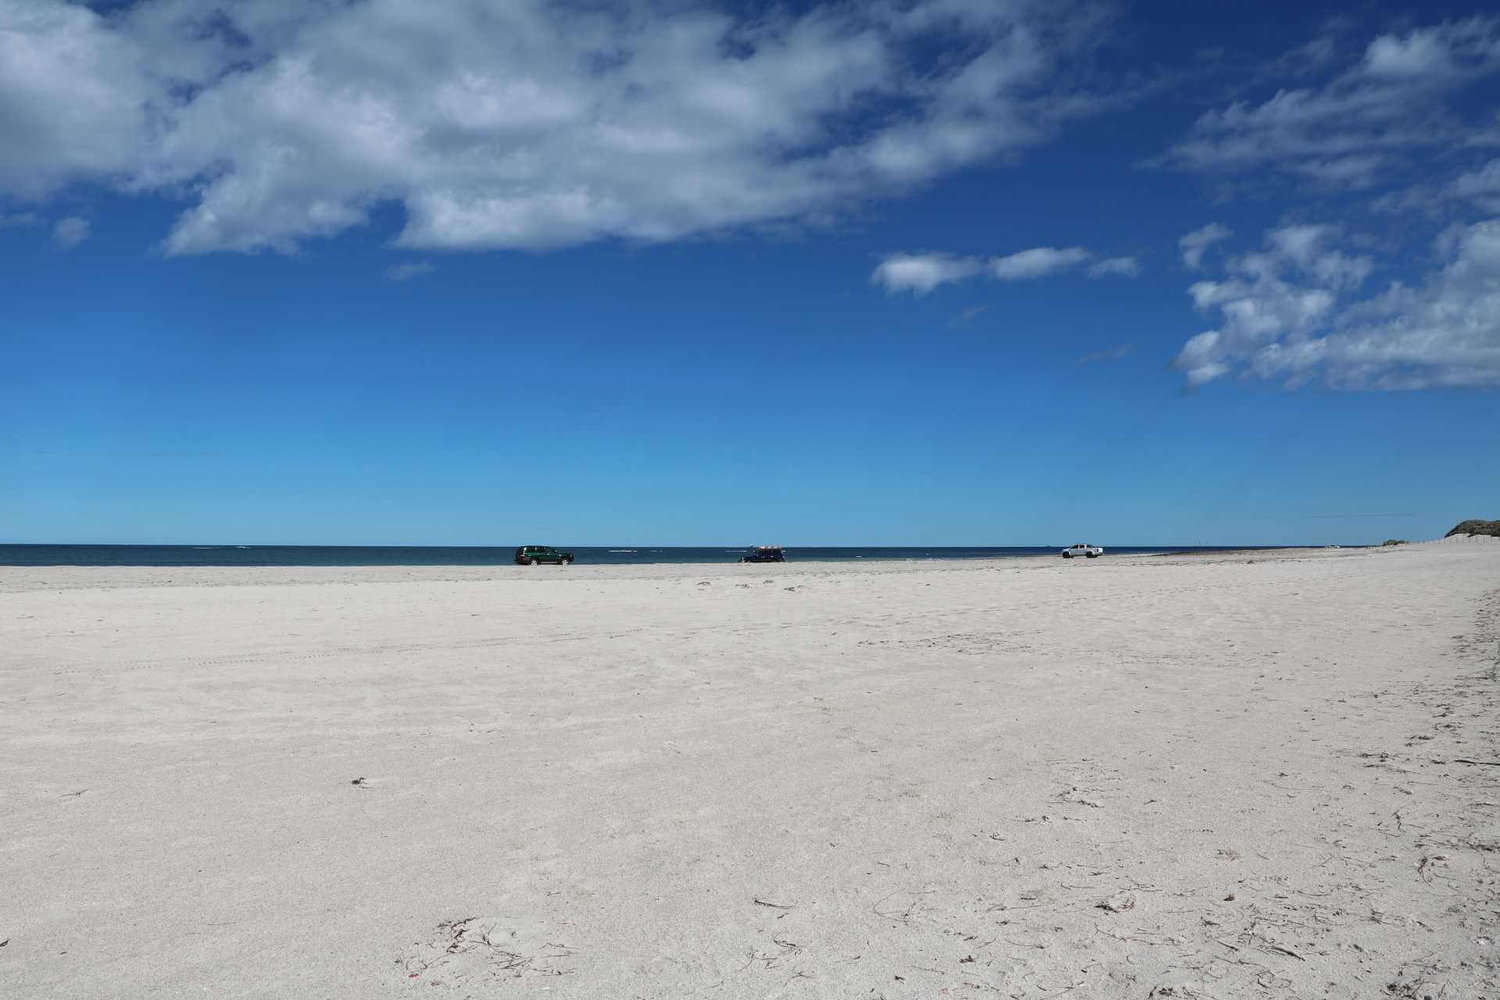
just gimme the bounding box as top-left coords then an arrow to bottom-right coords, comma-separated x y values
1446,520 -> 1500,538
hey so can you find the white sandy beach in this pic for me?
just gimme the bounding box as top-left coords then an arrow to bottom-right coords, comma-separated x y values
2,541 -> 1497,999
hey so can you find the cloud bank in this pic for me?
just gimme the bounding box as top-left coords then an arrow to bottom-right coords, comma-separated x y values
1174,221 -> 1500,390
1163,18 -> 1500,187
0,0 -> 1112,254
1163,20 -> 1500,391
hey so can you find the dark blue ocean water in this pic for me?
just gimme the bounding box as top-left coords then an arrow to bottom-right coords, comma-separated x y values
0,544 -> 1278,567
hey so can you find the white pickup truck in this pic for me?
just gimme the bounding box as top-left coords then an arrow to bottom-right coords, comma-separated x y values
1061,543 -> 1104,559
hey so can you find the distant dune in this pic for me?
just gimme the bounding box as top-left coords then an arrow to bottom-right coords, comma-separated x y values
1446,519 -> 1500,538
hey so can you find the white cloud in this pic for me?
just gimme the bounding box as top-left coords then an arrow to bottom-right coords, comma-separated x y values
1373,155 -> 1500,216
1179,223 -> 1231,269
1449,158 -> 1500,211
1163,18 -> 1500,187
0,2 -> 153,198
385,260 -> 435,282
1262,224 -> 1373,289
0,0 -> 1116,254
1360,21 -> 1489,79
1173,220 -> 1500,390
1425,157 -> 1500,216
990,246 -> 1090,280
875,244 -> 1137,293
0,211 -> 41,229
51,215 -> 89,248
1087,255 -> 1140,277
872,253 -> 983,295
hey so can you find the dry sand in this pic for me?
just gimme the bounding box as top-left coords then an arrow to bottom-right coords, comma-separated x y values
2,542 -> 1497,999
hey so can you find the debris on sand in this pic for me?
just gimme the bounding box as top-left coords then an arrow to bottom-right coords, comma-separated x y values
753,897 -> 794,910
397,916 -> 574,984
1057,786 -> 1102,808
1096,891 -> 1136,913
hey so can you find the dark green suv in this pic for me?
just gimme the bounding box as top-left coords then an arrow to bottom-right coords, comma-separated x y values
514,545 -> 574,566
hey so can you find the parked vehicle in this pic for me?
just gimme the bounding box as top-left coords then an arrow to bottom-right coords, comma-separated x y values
740,545 -> 786,563
515,545 -> 574,566
1061,543 -> 1104,559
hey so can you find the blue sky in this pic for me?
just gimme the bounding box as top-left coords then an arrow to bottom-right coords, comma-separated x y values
3,0 -> 1498,546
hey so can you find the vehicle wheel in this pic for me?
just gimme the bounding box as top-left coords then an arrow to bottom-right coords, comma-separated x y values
529,559 -> 538,566
1062,552 -> 1073,559
1087,552 -> 1098,558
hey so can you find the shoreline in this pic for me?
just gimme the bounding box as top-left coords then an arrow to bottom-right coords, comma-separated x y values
0,545 -> 1368,592
0,542 -> 1323,570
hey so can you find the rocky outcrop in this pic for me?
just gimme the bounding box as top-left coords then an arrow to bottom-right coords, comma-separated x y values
1445,520 -> 1500,538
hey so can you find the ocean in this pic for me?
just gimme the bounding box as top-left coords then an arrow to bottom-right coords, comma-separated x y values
0,544 -> 1276,567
